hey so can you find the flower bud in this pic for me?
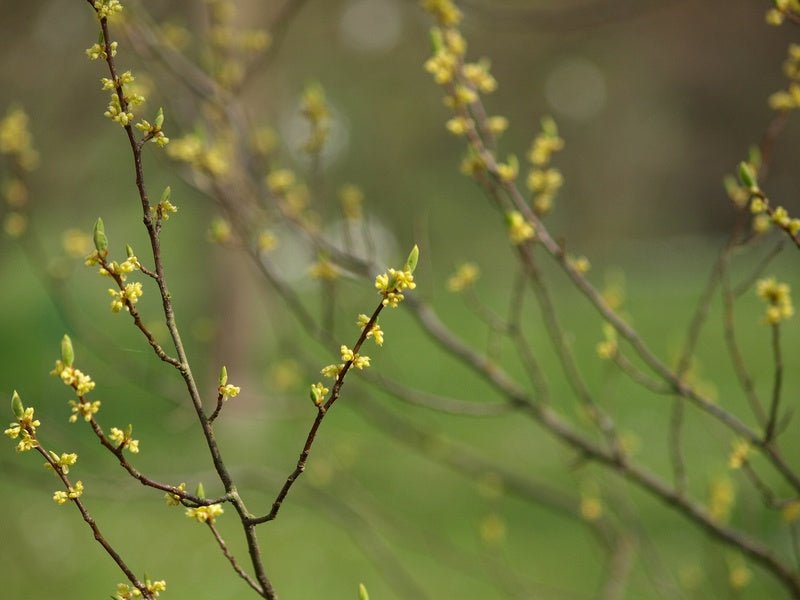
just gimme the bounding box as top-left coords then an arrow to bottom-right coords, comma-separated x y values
61,334 -> 75,368
11,390 -> 23,419
738,162 -> 757,190
93,218 -> 108,253
358,583 -> 370,600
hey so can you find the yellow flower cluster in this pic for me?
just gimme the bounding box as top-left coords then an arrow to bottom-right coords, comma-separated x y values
185,503 -> 224,524
0,107 -> 39,171
166,134 -> 230,177
53,452 -> 78,472
219,383 -> 241,399
526,117 -> 565,215
340,345 -> 371,370
596,323 -> 618,360
567,255 -> 591,275
4,405 -> 41,453
68,399 -> 102,423
357,314 -> 384,346
421,0 -> 462,26
53,481 -> 84,505
506,210 -> 534,245
708,476 -> 735,524
309,382 -> 329,407
309,257 -> 339,281
766,0 -> 800,26
85,41 -> 118,61
165,482 -> 187,507
769,44 -> 800,110
447,262 -> 480,292
756,277 -> 794,324
108,282 -> 143,313
93,0 -> 123,20
151,187 -> 179,221
115,579 -> 166,600
375,268 -> 416,308
300,82 -> 330,155
110,426 -> 140,454
52,362 -> 96,397
45,451 -> 78,474
339,185 -> 363,220
727,439 -> 750,470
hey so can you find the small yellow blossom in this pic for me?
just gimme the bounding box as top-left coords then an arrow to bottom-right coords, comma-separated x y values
339,185 -> 363,220
266,169 -> 296,195
447,262 -> 480,292
708,476 -> 735,524
45,452 -> 78,474
596,323 -> 618,360
753,213 -> 771,234
52,362 -> 96,396
756,277 -> 794,324
309,257 -> 339,281
186,503 -> 224,523
165,482 -> 187,507
506,211 -> 534,244
486,115 -> 509,136
320,364 -> 342,379
219,384 -> 241,399
85,41 -> 118,61
108,282 -> 143,312
495,156 -> 518,183
782,500 -> 800,523
445,116 -> 473,136
421,0 -> 462,26
527,117 -> 564,166
729,563 -> 752,590
462,60 -> 497,94
109,427 -> 140,454
68,400 -> 101,423
94,0 -> 123,20
424,49 -> 458,85
3,212 -> 27,238
310,382 -> 329,406
357,314 -> 384,346
257,231 -> 277,252
568,255 -> 591,275
580,495 -> 603,521
478,513 -> 507,546
0,107 -> 39,170
728,439 -> 750,470
53,480 -> 84,505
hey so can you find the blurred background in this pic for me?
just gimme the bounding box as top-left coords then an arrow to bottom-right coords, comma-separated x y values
1,1 -> 799,599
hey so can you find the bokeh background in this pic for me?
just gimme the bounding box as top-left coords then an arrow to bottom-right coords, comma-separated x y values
1,1 -> 799,598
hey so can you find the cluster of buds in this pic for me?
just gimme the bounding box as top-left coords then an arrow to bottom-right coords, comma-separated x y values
310,246 -> 419,408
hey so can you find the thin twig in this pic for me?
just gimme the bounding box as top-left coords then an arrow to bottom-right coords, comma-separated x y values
207,521 -> 264,595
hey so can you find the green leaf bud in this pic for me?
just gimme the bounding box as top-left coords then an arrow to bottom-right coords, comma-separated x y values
61,334 -> 75,368
404,244 -> 419,274
219,365 -> 228,386
429,27 -> 444,53
738,162 -> 757,189
11,390 -> 23,419
155,107 -> 164,129
196,482 -> 205,499
125,244 -> 134,258
93,218 -> 108,253
161,186 -> 171,203
358,583 -> 369,600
